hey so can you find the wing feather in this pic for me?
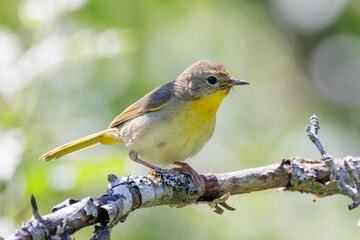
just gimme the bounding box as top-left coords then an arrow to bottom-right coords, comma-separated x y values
108,82 -> 173,128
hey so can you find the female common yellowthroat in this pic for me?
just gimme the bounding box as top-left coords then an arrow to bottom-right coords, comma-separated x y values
40,60 -> 249,183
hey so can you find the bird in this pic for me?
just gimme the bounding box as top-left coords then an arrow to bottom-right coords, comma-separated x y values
40,60 -> 249,184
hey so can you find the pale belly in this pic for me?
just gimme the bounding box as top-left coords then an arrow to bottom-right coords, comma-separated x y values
118,104 -> 216,166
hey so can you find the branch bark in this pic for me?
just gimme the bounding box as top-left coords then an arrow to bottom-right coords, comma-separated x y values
6,156 -> 360,240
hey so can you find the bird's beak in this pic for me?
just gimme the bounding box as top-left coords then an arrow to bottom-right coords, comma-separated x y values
230,79 -> 249,86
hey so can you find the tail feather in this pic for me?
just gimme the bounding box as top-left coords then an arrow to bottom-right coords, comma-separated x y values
40,128 -> 122,161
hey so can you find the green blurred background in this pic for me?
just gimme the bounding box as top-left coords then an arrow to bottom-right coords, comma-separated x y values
1,0 -> 360,239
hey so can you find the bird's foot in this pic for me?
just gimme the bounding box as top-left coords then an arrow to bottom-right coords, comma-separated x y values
171,162 -> 204,189
150,166 -> 175,176
129,152 -> 204,189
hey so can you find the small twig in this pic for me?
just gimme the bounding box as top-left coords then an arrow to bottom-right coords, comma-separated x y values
305,115 -> 326,156
30,195 -> 43,221
306,114 -> 360,210
91,226 -> 111,240
207,192 -> 235,214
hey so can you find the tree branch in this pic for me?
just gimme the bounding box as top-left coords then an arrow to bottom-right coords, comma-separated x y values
6,156 -> 360,240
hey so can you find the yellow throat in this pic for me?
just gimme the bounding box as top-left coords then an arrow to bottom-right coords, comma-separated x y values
190,89 -> 229,119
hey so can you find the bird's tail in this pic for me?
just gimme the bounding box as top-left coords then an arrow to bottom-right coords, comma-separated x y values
40,128 -> 123,161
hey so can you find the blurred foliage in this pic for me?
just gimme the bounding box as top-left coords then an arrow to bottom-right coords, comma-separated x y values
1,0 -> 360,239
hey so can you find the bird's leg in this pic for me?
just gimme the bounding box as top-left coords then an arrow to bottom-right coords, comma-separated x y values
129,152 -> 204,188
129,151 -> 171,174
171,161 -> 204,187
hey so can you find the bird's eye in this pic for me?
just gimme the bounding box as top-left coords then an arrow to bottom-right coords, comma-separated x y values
206,76 -> 217,85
